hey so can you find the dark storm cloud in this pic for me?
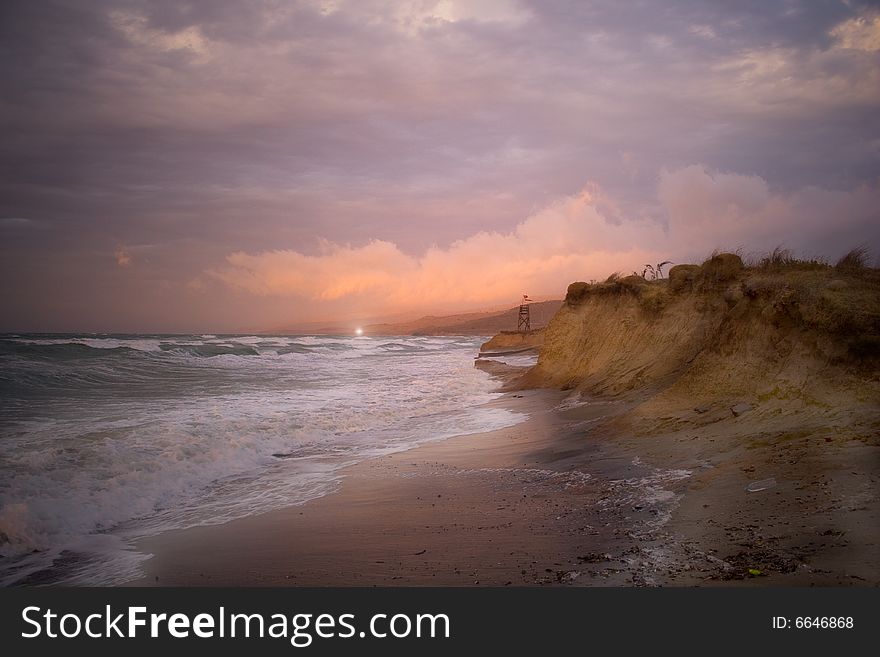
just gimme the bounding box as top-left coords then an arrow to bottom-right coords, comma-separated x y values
1,0 -> 878,331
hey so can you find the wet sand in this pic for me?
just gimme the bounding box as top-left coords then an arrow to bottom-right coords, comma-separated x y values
130,390 -> 652,586
128,386 -> 879,587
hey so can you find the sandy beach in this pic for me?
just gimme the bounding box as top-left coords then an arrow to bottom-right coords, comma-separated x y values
131,389 -> 643,586
129,375 -> 879,587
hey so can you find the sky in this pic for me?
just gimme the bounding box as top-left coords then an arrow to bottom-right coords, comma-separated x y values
1,0 -> 879,332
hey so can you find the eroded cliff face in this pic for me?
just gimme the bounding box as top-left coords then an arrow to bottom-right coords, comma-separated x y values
527,293 -> 715,394
521,255 -> 880,414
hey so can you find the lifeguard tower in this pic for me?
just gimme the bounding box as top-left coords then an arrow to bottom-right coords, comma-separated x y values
517,294 -> 533,332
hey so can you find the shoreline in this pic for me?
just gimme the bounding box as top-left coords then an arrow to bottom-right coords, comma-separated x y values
128,389 -> 654,586
125,379 -> 879,587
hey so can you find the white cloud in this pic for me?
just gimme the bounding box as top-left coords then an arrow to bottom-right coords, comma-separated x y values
831,13 -> 880,52
658,165 -> 770,228
709,44 -> 880,114
658,165 -> 880,258
387,0 -> 532,32
110,10 -> 211,57
689,24 -> 717,40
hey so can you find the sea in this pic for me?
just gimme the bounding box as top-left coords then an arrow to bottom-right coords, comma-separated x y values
0,333 -> 527,585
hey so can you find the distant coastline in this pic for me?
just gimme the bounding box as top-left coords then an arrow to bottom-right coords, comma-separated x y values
267,300 -> 563,337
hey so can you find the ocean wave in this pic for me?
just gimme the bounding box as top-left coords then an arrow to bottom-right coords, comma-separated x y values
0,341 -> 143,361
158,343 -> 260,357
2,338 -> 268,359
275,345 -> 314,355
0,333 -> 524,585
376,341 -> 425,351
4,337 -> 164,352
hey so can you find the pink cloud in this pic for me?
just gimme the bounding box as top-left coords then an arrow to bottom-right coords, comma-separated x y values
208,185 -> 664,313
208,166 -> 879,317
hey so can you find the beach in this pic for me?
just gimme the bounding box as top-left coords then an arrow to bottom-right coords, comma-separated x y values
131,388 -> 638,586
3,324 -> 875,587
130,379 -> 879,587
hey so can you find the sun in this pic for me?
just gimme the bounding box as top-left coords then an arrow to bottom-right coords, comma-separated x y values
355,327 -> 363,336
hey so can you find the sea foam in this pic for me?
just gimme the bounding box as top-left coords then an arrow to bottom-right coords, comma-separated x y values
0,334 -> 524,585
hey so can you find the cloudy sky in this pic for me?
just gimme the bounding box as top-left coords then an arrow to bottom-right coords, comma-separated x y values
2,0 -> 879,332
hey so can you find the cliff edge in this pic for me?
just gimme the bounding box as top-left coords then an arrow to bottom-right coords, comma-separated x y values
522,252 -> 879,426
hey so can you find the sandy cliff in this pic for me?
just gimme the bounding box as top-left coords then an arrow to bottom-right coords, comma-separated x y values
524,253 -> 879,422
505,252 -> 880,583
